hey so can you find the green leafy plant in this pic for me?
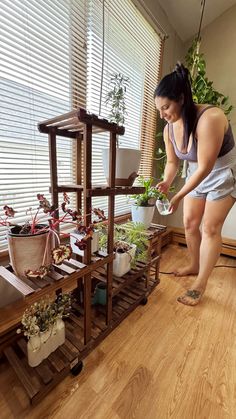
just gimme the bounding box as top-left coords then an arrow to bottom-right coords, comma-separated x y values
115,222 -> 148,265
154,128 -> 167,181
185,39 -> 233,114
97,221 -> 149,267
131,176 -> 166,206
105,72 -> 130,125
17,293 -> 71,338
105,72 -> 130,146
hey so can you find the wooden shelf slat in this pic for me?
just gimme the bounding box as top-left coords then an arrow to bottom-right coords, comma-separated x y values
55,184 -> 146,196
4,346 -> 41,399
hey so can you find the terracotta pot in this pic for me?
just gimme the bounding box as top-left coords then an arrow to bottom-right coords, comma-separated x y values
7,225 -> 52,280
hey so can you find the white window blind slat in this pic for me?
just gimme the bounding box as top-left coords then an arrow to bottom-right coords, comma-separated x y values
0,0 -> 162,252
0,0 -> 86,252
87,0 -> 161,214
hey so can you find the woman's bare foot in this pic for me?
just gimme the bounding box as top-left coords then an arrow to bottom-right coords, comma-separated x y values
173,265 -> 199,276
177,288 -> 204,306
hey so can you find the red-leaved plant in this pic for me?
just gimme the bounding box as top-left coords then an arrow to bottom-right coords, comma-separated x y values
0,193 -> 106,279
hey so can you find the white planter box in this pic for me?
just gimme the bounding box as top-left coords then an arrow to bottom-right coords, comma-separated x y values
27,319 -> 66,367
131,205 -> 155,228
27,335 -> 42,367
70,230 -> 99,256
113,244 -> 136,277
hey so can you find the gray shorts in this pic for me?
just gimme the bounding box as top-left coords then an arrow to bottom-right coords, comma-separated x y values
187,148 -> 236,201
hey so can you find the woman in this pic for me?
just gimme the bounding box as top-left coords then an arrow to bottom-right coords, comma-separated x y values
154,62 -> 236,306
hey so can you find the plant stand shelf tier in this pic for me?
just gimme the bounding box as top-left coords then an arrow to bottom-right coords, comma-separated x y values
0,253 -> 113,351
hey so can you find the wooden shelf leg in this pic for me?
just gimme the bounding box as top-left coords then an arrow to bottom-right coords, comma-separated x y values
83,273 -> 91,345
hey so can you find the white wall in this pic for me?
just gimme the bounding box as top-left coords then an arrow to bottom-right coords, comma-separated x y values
200,4 -> 236,238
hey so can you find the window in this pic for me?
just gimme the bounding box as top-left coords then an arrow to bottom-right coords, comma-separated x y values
86,0 -> 162,213
0,0 -> 86,252
0,0 -> 162,252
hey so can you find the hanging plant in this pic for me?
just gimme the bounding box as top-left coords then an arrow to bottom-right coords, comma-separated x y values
185,39 -> 233,115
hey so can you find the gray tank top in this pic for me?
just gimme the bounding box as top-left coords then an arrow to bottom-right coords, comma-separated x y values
169,106 -> 235,162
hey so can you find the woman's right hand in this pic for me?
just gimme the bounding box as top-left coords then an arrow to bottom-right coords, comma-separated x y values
156,180 -> 170,195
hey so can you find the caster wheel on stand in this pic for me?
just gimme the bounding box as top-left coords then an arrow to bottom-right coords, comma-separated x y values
71,360 -> 83,376
140,297 -> 148,305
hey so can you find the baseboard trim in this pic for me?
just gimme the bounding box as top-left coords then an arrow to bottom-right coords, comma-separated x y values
171,227 -> 236,257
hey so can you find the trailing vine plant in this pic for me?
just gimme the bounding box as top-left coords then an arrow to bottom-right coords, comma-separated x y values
185,39 -> 233,114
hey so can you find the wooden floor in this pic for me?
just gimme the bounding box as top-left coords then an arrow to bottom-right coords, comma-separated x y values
1,243 -> 236,419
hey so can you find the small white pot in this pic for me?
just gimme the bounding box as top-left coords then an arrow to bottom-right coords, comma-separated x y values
113,244 -> 136,277
131,205 -> 155,228
70,230 -> 99,256
102,148 -> 141,186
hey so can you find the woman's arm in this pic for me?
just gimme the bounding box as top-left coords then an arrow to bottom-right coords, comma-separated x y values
170,109 -> 226,209
157,125 -> 180,193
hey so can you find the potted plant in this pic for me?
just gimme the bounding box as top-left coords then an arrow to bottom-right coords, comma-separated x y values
17,293 -> 71,367
130,176 -> 166,228
98,221 -> 149,277
0,193 -> 103,280
102,72 -> 141,186
112,240 -> 136,277
70,207 -> 106,256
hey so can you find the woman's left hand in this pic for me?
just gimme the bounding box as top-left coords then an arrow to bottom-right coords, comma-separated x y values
169,194 -> 182,213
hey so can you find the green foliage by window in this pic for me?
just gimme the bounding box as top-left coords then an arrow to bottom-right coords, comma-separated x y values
185,39 -> 233,115
105,72 -> 130,126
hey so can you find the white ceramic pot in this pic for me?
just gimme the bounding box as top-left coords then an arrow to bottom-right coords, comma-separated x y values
102,148 -> 141,186
70,230 -> 99,256
113,244 -> 136,277
131,205 -> 155,228
27,334 -> 42,367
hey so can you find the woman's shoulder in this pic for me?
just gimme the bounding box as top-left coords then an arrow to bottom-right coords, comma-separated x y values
196,104 -> 225,117
196,104 -> 227,127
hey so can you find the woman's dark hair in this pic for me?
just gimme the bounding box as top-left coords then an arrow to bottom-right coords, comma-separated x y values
154,62 -> 197,145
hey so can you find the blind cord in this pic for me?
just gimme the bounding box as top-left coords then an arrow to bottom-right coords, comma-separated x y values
99,0 -> 105,116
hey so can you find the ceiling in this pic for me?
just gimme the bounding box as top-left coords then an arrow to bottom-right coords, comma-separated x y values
158,0 -> 236,42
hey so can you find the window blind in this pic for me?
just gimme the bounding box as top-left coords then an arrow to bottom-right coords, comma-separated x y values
0,0 -> 86,252
86,0 -> 162,214
0,0 -> 162,252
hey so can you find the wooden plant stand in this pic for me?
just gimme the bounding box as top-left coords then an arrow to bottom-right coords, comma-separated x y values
1,108 -> 167,404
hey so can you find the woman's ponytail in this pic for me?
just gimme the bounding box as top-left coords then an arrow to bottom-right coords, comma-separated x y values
154,62 -> 197,144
